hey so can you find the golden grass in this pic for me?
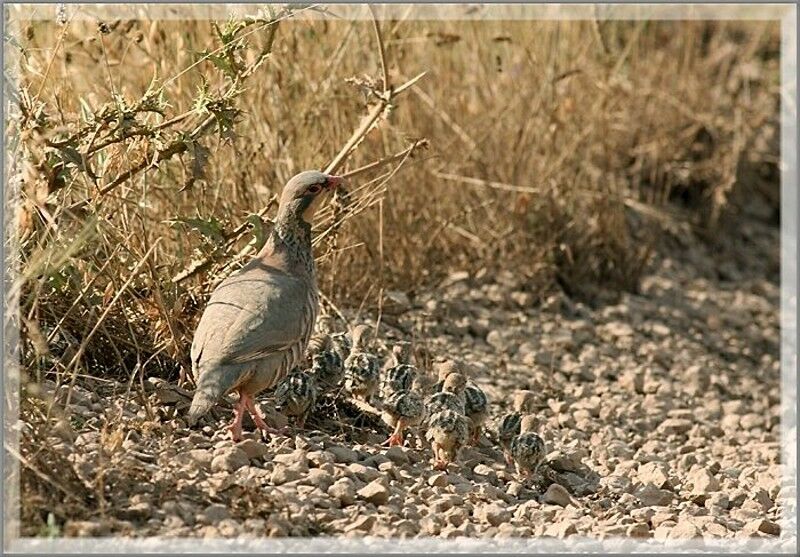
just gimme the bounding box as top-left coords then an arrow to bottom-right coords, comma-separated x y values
8,11 -> 781,378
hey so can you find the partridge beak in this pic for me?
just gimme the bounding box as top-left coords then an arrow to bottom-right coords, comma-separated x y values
325,175 -> 344,190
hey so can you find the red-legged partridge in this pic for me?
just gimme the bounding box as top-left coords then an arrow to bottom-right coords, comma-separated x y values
188,171 -> 342,441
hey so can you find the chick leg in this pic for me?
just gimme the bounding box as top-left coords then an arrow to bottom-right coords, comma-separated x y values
470,424 -> 482,446
432,443 -> 448,471
387,418 -> 406,447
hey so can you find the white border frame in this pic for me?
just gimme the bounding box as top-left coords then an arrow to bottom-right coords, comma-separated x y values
2,3 -> 797,554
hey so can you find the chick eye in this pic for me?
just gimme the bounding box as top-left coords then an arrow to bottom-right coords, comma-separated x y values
307,184 -> 322,194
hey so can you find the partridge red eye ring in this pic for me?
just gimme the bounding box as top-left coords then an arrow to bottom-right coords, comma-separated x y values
308,184 -> 323,194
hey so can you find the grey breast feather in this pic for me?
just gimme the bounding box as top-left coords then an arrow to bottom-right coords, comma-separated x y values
191,260 -> 311,376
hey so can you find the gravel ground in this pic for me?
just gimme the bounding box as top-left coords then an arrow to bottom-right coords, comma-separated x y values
24,207 -> 794,549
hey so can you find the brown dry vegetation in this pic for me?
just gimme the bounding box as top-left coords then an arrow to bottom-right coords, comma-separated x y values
5,7 -> 780,535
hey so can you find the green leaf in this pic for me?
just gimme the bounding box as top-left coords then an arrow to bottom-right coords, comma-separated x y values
167,216 -> 225,245
244,214 -> 268,252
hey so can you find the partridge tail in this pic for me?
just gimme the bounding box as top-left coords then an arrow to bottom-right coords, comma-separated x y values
186,364 -> 241,426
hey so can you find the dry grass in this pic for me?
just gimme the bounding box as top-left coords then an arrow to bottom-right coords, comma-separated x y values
5,9 -> 780,534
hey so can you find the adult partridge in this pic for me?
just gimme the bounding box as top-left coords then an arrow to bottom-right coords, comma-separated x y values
187,171 -> 342,440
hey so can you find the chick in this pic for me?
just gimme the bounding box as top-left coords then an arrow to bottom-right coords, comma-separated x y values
497,412 -> 522,465
305,331 -> 329,358
274,369 -> 318,428
426,409 -> 470,470
383,341 -> 413,370
309,336 -> 344,395
381,364 -> 418,398
431,360 -> 463,393
464,382 -> 489,445
343,325 -> 379,402
381,390 -> 426,447
425,372 -> 467,415
510,414 -> 547,480
330,331 -> 352,362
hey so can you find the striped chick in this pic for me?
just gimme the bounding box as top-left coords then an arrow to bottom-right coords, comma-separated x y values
343,325 -> 379,402
274,369 -> 318,429
308,336 -> 344,395
464,382 -> 489,445
510,415 -> 547,480
426,409 -> 470,471
381,390 -> 426,447
381,363 -> 418,399
425,372 -> 467,415
497,413 -> 522,465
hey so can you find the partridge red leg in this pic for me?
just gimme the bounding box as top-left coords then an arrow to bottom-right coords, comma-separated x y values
227,396 -> 247,442
242,393 -> 285,436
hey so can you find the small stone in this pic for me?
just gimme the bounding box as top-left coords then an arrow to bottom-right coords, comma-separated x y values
619,369 -> 645,394
653,523 -> 674,540
651,511 -> 677,528
211,447 -> 249,473
686,468 -> 720,499
506,481 -> 525,498
344,515 -> 376,533
659,418 -> 692,435
472,463 -> 495,478
384,446 -> 410,465
475,503 -> 511,527
630,507 -> 656,523
669,521 -> 702,539
327,478 -> 356,506
751,488 -> 773,512
547,450 -> 583,473
605,321 -> 634,337
743,519 -> 780,536
236,439 -> 269,460
704,522 -> 728,537
63,520 -> 108,537
636,461 -> 670,488
363,453 -> 391,468
542,483 -> 572,507
544,521 -> 578,538
445,507 -> 469,527
347,462 -> 381,482
307,450 -> 335,467
273,450 -> 308,471
705,492 -> 729,510
201,504 -> 230,523
419,516 -> 442,536
305,468 -> 334,490
326,445 -> 359,464
739,413 -> 763,430
627,523 -> 651,538
635,484 -> 674,506
118,501 -> 151,521
428,473 -> 448,487
270,464 -> 302,485
357,479 -> 390,505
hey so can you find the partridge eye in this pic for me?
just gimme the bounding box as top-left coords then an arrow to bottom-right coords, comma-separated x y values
307,184 -> 322,194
